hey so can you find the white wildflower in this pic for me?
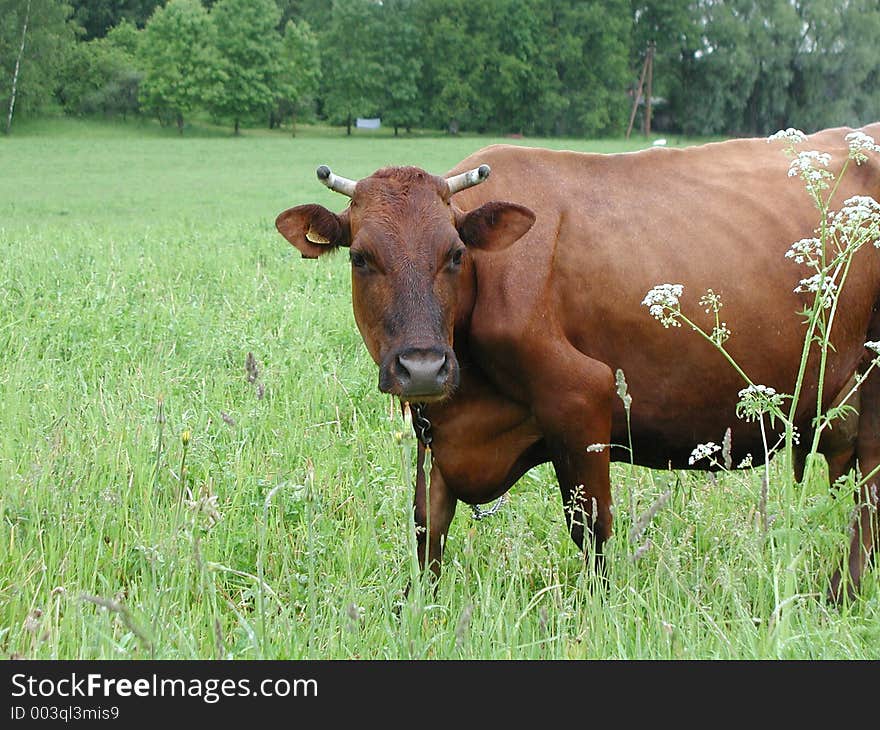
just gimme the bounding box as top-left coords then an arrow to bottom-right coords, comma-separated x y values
736,454 -> 753,469
710,322 -> 731,346
736,384 -> 786,422
788,150 -> 834,192
794,272 -> 838,308
768,128 -> 806,145
788,150 -> 831,176
845,131 -> 880,164
642,283 -> 684,328
827,195 -> 880,249
586,443 -> 609,453
784,237 -> 823,265
699,288 -> 723,314
739,384 -> 777,398
689,442 -> 721,465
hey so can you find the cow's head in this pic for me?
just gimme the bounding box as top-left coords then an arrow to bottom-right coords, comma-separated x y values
276,164 -> 534,402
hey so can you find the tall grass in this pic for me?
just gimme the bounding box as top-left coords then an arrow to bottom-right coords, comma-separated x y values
0,120 -> 877,659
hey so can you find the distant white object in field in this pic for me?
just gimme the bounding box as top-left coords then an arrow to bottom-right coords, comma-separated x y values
356,117 -> 381,129
653,138 -> 668,146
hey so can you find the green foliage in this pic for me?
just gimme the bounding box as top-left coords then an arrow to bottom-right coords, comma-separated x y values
208,0 -> 283,134
57,28 -> 143,117
0,0 -> 78,128
105,18 -> 141,56
276,0 -> 326,31
650,0 -> 880,136
552,0 -> 632,136
415,0 -> 632,137
318,0 -> 384,135
8,0 -> 880,138
68,0 -> 163,39
786,0 -> 880,132
138,0 -> 219,133
273,19 -> 320,133
377,0 -> 422,135
415,0 -> 481,134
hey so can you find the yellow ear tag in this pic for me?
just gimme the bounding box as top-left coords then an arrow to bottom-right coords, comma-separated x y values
305,226 -> 330,245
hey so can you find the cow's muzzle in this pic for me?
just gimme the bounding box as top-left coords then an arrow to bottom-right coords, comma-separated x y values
381,346 -> 458,400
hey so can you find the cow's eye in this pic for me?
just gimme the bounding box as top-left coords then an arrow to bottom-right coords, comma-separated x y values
350,251 -> 367,269
449,248 -> 465,268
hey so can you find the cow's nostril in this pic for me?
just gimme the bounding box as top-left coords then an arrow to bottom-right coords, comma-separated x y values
396,351 -> 448,395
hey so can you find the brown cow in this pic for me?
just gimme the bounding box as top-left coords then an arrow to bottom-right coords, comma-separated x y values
276,124 -> 880,601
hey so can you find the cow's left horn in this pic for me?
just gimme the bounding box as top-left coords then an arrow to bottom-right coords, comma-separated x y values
316,165 -> 357,197
446,164 -> 491,195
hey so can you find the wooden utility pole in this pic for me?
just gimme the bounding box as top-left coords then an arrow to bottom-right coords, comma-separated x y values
5,0 -> 32,135
644,41 -> 655,136
626,41 -> 655,140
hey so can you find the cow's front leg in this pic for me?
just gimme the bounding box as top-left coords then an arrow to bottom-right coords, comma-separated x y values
533,355 -> 615,565
550,442 -> 613,557
413,441 -> 457,578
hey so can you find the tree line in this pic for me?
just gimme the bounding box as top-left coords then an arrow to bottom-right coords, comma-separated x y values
2,0 -> 879,137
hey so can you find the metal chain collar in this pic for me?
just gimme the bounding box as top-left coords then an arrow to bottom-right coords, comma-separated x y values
411,402 -> 506,521
470,493 -> 507,520
411,403 -> 433,447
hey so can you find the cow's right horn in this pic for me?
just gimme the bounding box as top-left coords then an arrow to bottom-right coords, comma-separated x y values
317,165 -> 358,197
446,164 -> 491,195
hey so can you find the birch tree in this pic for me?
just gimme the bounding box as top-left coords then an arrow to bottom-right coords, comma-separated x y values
1,0 -> 75,134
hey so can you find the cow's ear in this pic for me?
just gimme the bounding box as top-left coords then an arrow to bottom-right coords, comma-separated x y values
456,202 -> 535,252
275,204 -> 351,259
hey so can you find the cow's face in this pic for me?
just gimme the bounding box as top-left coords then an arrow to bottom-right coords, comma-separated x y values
276,165 -> 534,402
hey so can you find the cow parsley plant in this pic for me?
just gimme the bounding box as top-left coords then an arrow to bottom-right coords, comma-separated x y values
846,131 -> 880,164
794,272 -> 838,308
641,284 -> 683,328
688,442 -> 721,466
736,384 -> 787,423
784,237 -> 823,265
767,128 -> 807,145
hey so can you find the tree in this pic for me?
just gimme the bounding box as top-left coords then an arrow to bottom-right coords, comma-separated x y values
787,0 -> 880,132
274,19 -> 320,135
641,0 -> 880,137
139,0 -> 218,133
549,0 -> 632,136
276,0 -> 327,30
57,22 -> 143,118
319,0 -> 384,136
4,0 -> 31,135
378,0 -> 422,136
68,0 -> 163,40
58,31 -> 143,117
416,0 -> 487,134
208,0 -> 282,135
105,18 -> 141,56
1,0 -> 78,134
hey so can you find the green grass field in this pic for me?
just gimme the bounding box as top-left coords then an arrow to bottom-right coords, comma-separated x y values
1,118 -> 877,659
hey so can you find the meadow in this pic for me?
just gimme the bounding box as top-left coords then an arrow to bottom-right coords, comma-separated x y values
1,118 -> 877,660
